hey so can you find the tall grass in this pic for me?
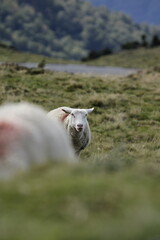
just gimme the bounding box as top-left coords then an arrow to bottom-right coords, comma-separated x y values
0,63 -> 160,239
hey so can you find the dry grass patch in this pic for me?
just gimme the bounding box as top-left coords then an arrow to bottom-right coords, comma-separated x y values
0,63 -> 160,240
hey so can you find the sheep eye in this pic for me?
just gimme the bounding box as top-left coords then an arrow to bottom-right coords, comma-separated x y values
71,113 -> 75,117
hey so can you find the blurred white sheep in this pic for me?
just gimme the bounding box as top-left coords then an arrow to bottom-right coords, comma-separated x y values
0,102 -> 75,179
47,107 -> 94,156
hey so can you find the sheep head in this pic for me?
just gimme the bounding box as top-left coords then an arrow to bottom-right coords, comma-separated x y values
62,107 -> 94,132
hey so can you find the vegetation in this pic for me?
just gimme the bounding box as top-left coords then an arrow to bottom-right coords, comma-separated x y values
82,34 -> 160,62
0,44 -> 73,64
0,52 -> 160,239
1,44 -> 160,70
82,48 -> 113,61
1,0 -> 160,238
84,46 -> 160,69
1,0 -> 160,59
121,34 -> 160,50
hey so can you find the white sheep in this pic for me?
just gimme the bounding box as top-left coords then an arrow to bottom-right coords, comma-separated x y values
47,107 -> 94,156
0,102 -> 75,179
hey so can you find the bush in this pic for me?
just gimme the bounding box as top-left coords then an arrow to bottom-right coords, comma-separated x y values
81,48 -> 112,61
151,34 -> 160,47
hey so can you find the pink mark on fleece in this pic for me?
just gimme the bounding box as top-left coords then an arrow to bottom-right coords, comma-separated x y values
0,122 -> 18,159
60,113 -> 69,122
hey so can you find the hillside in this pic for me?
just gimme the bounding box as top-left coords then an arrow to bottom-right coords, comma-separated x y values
1,45 -> 160,70
0,51 -> 160,239
1,0 -> 160,59
84,47 -> 160,68
0,44 -> 73,64
86,0 -> 160,25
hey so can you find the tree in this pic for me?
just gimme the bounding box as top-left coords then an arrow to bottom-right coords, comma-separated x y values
151,35 -> 160,47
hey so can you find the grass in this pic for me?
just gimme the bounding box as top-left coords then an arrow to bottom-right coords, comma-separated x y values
0,164 -> 160,240
85,47 -> 160,69
1,45 -> 160,69
0,46 -> 74,64
0,52 -> 160,239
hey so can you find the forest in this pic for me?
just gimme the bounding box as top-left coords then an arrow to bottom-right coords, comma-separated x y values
0,0 -> 160,59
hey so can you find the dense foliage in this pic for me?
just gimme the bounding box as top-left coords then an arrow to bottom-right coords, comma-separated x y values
86,0 -> 160,25
1,0 -> 160,59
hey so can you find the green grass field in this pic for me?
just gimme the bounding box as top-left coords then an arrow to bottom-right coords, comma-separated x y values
1,45 -> 160,69
0,46 -> 73,64
85,47 -> 160,69
0,49 -> 160,239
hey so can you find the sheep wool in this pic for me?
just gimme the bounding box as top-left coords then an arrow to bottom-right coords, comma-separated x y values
0,102 -> 75,179
48,107 -> 94,156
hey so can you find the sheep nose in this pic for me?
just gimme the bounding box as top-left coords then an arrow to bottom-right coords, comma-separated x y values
77,124 -> 83,131
77,124 -> 83,128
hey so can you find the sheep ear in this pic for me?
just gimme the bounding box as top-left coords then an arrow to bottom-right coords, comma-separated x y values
86,108 -> 94,114
62,107 -> 72,114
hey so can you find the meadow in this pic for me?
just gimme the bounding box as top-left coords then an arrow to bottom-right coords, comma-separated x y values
0,48 -> 160,239
0,46 -> 72,64
1,45 -> 160,69
86,47 -> 160,69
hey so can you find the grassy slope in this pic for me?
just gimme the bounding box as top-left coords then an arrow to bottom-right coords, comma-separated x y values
1,46 -> 160,69
0,60 -> 160,239
0,47 -> 73,64
85,47 -> 160,69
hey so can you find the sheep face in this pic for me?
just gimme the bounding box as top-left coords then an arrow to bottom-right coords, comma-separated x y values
62,107 -> 94,132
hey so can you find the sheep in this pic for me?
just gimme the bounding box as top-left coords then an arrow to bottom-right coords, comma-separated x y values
0,102 -> 75,179
47,107 -> 94,156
